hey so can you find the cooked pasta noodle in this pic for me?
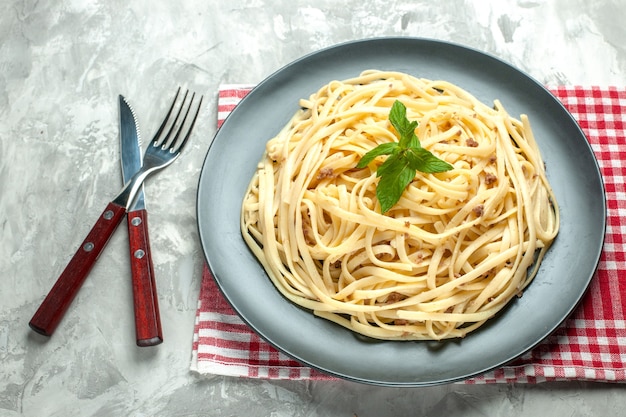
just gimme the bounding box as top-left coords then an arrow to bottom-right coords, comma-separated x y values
241,70 -> 559,340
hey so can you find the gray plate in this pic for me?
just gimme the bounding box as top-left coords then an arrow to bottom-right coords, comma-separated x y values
197,38 -> 606,386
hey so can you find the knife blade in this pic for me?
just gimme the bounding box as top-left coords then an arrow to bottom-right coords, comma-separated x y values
119,95 -> 163,347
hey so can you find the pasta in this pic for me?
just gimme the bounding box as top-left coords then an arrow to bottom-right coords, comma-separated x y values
241,70 -> 559,340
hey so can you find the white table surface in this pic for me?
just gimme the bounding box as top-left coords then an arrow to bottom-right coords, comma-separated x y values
2,1 -> 625,416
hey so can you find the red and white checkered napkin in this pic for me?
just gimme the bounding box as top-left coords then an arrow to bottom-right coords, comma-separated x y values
191,85 -> 626,383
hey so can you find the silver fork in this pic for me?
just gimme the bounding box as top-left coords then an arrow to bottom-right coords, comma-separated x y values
29,88 -> 203,337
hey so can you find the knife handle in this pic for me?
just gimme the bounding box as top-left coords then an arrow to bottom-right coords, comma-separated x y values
29,202 -> 126,336
127,209 -> 163,346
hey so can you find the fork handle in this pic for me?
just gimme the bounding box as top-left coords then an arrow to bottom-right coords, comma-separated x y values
127,209 -> 163,346
29,202 -> 126,336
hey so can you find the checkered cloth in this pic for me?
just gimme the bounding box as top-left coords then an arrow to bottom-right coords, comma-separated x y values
191,85 -> 626,383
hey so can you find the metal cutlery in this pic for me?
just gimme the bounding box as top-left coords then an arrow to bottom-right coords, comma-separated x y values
119,95 -> 163,347
29,88 -> 203,337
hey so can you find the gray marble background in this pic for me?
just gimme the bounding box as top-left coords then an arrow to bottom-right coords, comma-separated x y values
2,0 -> 625,416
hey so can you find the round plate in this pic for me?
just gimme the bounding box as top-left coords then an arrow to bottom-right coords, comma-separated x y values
197,38 -> 605,386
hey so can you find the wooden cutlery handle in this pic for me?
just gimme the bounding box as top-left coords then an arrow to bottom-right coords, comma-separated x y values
29,202 -> 126,336
127,209 -> 163,346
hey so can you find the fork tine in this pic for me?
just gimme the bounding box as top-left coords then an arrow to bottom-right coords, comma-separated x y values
177,94 -> 203,151
168,93 -> 203,154
165,91 -> 194,151
152,87 -> 181,147
161,90 -> 190,150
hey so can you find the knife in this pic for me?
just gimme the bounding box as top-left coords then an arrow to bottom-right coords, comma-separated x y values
119,95 -> 163,347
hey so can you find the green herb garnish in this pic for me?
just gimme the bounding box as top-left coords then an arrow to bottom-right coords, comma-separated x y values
356,100 -> 453,213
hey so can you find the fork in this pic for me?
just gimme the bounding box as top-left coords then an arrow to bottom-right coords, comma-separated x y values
29,88 -> 203,337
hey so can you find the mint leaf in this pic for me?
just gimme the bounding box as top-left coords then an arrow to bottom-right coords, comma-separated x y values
389,101 -> 414,137
406,148 -> 453,173
376,158 -> 415,213
356,142 -> 399,168
375,152 -> 401,177
406,130 -> 421,149
390,101 -> 420,149
356,100 -> 454,213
